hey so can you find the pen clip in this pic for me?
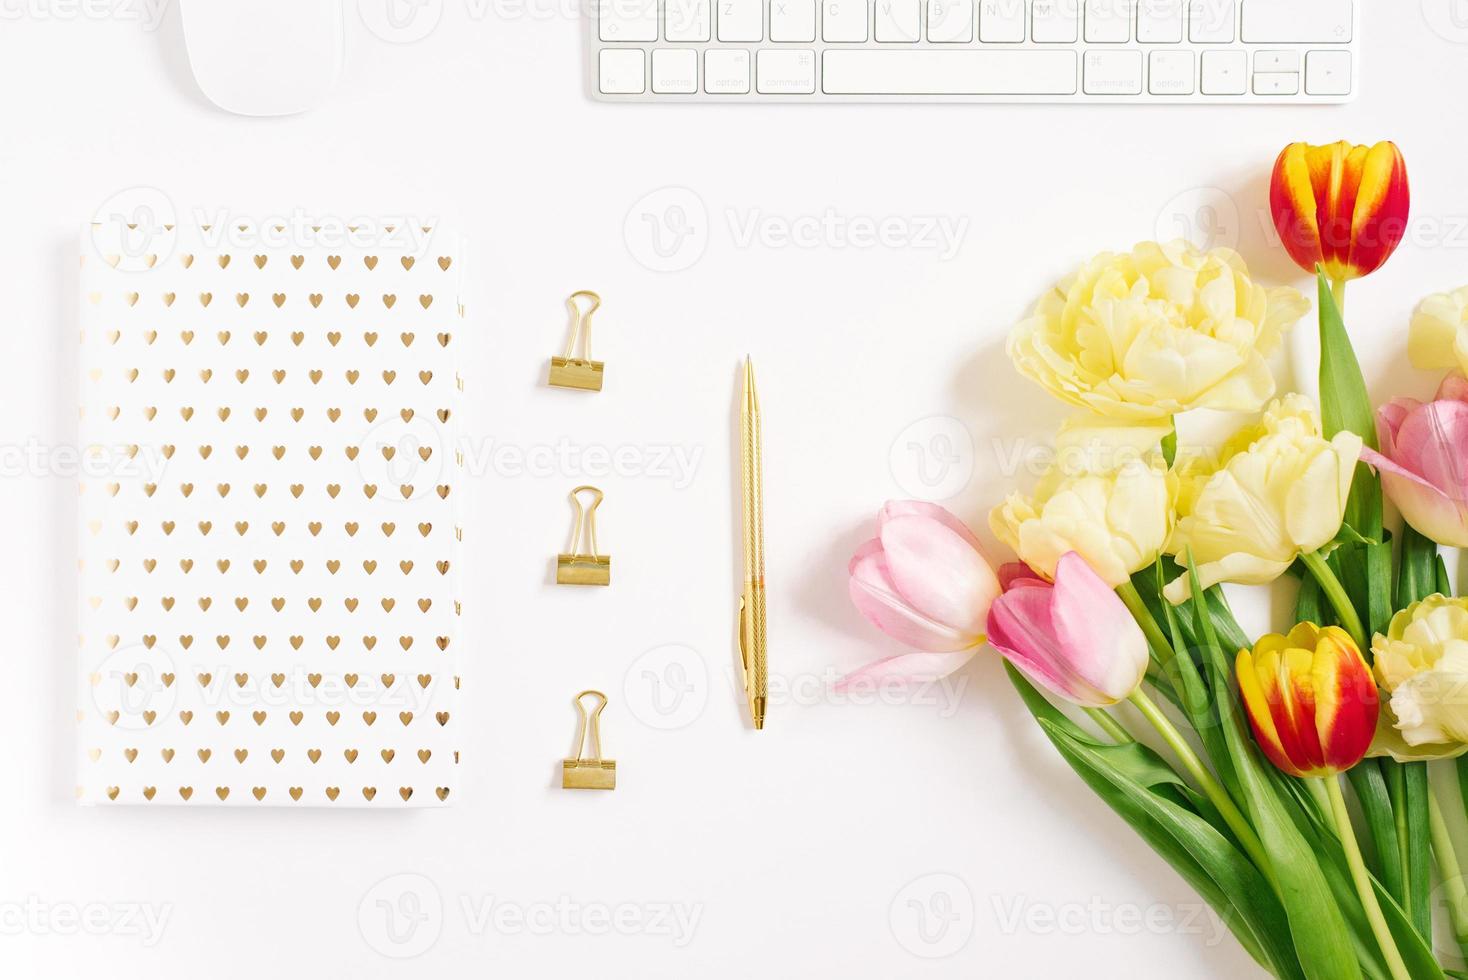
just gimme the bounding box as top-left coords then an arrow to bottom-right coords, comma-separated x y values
737,594 -> 750,687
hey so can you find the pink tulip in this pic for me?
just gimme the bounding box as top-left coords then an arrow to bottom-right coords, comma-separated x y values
986,552 -> 1149,707
1361,375 -> 1468,548
840,501 -> 1001,689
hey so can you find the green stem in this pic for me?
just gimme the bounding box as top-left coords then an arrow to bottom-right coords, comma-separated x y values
1325,776 -> 1411,980
1303,775 -> 1331,818
1330,277 -> 1347,317
1299,550 -> 1368,651
1083,707 -> 1133,744
1430,784 -> 1468,963
1116,581 -> 1173,667
1129,688 -> 1274,884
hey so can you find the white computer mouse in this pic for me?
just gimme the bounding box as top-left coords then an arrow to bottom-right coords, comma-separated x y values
180,0 -> 343,116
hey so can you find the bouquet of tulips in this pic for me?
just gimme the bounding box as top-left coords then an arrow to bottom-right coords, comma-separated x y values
844,141 -> 1468,979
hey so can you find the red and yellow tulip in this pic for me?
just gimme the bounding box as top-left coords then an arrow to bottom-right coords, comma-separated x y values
1235,623 -> 1379,778
1269,140 -> 1410,283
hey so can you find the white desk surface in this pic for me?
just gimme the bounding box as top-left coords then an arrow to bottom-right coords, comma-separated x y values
3,4 -> 1467,978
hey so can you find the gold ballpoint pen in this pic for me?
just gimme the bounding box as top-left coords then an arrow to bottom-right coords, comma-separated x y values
738,357 -> 768,731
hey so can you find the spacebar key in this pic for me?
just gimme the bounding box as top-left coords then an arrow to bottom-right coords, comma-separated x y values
822,50 -> 1078,95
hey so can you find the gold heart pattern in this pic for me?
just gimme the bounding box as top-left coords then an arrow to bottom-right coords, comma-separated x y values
76,226 -> 461,807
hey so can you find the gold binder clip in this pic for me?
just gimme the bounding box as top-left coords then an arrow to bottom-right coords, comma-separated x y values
556,485 -> 611,586
548,290 -> 604,391
562,690 -> 616,790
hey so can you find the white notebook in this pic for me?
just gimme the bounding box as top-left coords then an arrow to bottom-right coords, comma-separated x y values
76,222 -> 463,807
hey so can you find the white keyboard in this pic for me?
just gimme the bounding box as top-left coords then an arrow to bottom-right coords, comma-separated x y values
589,0 -> 1358,102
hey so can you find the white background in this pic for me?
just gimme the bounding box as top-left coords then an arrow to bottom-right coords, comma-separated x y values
3,2 -> 1468,977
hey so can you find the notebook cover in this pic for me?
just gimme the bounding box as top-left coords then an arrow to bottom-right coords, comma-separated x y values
76,222 -> 463,807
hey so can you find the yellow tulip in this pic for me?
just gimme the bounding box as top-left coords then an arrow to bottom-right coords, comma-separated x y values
1406,286 -> 1468,378
1164,395 -> 1361,602
1371,595 -> 1468,751
990,448 -> 1175,590
1008,240 -> 1308,421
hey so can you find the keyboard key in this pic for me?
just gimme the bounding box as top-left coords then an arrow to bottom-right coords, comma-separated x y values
652,48 -> 699,92
978,0 -> 1026,42
822,0 -> 869,40
599,49 -> 647,93
757,49 -> 817,92
598,0 -> 658,41
705,48 -> 752,92
1241,0 -> 1351,43
1305,49 -> 1351,95
1200,49 -> 1246,93
822,49 -> 1078,94
1083,49 -> 1142,93
770,0 -> 817,39
1031,0 -> 1078,41
1252,71 -> 1298,95
1085,0 -> 1132,42
928,0 -> 974,42
1253,49 -> 1299,72
1148,50 -> 1195,94
1188,0 -> 1234,42
876,0 -> 922,41
1137,0 -> 1182,42
717,0 -> 764,40
666,0 -> 712,40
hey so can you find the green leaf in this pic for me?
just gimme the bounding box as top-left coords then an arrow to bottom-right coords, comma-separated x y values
1295,570 -> 1326,627
1346,761 -> 1405,905
1305,806 -> 1448,980
1153,562 -> 1242,805
1040,716 -> 1306,980
1317,270 -> 1383,538
1365,538 -> 1395,639
1187,558 -> 1362,980
1005,664 -> 1298,978
1397,523 -> 1440,609
1404,762 -> 1432,941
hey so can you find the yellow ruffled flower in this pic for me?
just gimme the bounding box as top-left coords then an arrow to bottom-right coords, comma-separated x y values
1407,286 -> 1468,376
1164,395 -> 1362,603
990,427 -> 1176,588
1370,595 -> 1468,755
1008,241 -> 1309,422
